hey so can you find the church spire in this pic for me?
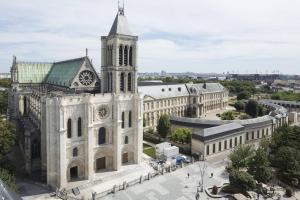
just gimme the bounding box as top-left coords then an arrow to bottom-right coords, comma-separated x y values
118,0 -> 125,16
108,0 -> 132,36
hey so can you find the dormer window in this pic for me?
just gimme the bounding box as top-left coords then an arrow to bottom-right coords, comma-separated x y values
162,88 -> 165,92
178,87 -> 181,92
169,88 -> 172,91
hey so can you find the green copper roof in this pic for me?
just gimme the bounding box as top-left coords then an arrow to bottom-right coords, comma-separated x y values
16,62 -> 53,84
46,57 -> 86,87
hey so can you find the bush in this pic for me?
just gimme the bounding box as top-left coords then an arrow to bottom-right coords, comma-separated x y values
286,187 -> 293,197
234,101 -> 245,112
237,91 -> 251,100
212,185 -> 218,195
0,168 -> 17,192
229,169 -> 256,191
143,133 -> 161,144
239,114 -> 251,119
221,111 -> 235,120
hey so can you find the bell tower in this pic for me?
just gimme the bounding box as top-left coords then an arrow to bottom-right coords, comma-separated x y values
101,5 -> 138,94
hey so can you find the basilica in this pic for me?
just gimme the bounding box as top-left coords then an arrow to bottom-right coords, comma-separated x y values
9,7 -> 143,188
8,6 -> 230,189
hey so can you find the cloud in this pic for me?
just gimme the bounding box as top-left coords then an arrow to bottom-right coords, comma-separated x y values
0,0 -> 300,74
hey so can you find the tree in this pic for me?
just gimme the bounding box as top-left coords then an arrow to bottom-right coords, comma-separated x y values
220,111 -> 234,120
248,147 -> 273,183
0,168 -> 17,192
258,104 -> 268,116
229,169 -> 256,191
156,114 -> 171,138
237,91 -> 251,100
229,145 -> 254,170
0,119 -> 16,160
0,91 -> 8,115
234,101 -> 245,113
170,128 -> 191,144
0,78 -> 11,88
273,146 -> 300,172
199,162 -> 207,192
245,100 -> 258,118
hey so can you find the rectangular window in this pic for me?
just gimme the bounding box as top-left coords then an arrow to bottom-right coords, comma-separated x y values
246,132 -> 249,141
206,145 -> 210,155
230,139 -> 232,148
235,137 -> 237,146
219,142 -> 222,151
252,131 -> 254,140
213,144 -> 216,153
224,140 -> 227,149
266,128 -> 269,136
257,130 -> 260,139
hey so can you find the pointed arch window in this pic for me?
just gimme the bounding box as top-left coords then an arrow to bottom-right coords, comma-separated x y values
98,127 -> 106,145
128,111 -> 132,128
119,45 -> 123,66
127,73 -> 132,92
124,46 -> 128,66
67,118 -> 72,138
120,72 -> 125,92
107,72 -> 110,92
77,117 -> 82,137
121,112 -> 125,129
129,46 -> 133,66
73,147 -> 78,157
110,72 -> 113,92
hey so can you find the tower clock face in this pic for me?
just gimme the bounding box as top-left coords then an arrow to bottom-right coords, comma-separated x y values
79,70 -> 94,86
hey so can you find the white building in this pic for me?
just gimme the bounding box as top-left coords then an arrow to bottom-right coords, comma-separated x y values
9,6 -> 143,189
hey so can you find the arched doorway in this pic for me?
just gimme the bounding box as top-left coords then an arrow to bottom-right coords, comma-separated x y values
122,152 -> 128,164
70,166 -> 78,180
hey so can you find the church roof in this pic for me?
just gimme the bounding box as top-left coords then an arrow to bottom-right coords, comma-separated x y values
15,61 -> 53,84
46,57 -> 86,87
186,83 -> 226,94
108,10 -> 132,36
139,84 -> 189,99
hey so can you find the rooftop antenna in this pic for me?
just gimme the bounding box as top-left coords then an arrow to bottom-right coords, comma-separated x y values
86,48 -> 88,57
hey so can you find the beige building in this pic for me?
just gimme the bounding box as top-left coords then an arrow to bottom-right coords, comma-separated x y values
139,83 -> 229,129
170,101 -> 289,158
9,7 -> 143,189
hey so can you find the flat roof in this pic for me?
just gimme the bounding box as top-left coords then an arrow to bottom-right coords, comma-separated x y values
192,123 -> 245,142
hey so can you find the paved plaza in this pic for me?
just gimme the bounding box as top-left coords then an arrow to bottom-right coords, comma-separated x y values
102,158 -> 230,200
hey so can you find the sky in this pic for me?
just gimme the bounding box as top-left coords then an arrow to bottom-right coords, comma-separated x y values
1,0 -> 300,74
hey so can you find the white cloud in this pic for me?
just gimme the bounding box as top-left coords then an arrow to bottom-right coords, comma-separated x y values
0,0 -> 300,74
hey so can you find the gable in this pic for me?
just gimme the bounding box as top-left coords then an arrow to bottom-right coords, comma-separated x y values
70,58 -> 100,89
46,57 -> 86,87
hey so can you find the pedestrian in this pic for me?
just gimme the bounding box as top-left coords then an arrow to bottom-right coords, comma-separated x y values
195,191 -> 199,200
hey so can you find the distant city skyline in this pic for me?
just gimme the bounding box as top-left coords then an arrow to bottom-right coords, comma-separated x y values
1,0 -> 300,74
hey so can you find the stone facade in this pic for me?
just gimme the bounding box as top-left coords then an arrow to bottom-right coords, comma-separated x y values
139,83 -> 229,129
8,7 -> 143,189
